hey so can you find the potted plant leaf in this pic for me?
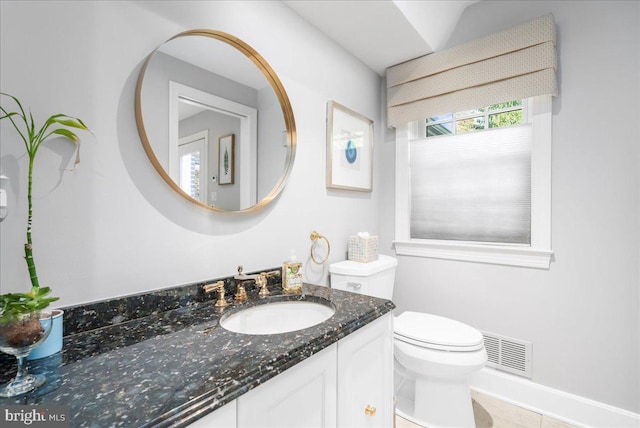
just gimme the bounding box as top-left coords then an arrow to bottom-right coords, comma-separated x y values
0,93 -> 91,396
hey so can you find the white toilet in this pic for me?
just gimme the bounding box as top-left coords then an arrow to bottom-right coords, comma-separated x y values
330,254 -> 487,428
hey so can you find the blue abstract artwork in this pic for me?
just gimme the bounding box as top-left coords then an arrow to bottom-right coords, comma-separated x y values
345,140 -> 357,164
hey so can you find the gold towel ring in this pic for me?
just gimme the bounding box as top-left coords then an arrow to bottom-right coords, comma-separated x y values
310,231 -> 331,265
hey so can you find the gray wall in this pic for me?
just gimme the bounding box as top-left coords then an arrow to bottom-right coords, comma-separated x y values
379,0 -> 640,412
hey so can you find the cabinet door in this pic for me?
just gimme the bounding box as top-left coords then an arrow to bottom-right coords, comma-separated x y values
237,344 -> 337,428
188,400 -> 236,428
337,313 -> 393,428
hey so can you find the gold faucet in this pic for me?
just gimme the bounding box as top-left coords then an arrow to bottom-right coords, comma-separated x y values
235,265 -> 259,281
235,265 -> 281,281
235,281 -> 249,303
233,266 -> 281,302
203,281 -> 228,307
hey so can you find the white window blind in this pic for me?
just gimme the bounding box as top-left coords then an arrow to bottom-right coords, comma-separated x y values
387,14 -> 557,127
410,124 -> 532,244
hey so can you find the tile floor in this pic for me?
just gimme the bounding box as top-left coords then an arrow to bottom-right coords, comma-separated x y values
395,391 -> 577,428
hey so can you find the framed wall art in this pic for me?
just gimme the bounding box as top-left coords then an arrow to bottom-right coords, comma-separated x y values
218,134 -> 235,185
326,101 -> 373,192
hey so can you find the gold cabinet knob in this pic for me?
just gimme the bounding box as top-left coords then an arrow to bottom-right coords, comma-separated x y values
364,404 -> 376,417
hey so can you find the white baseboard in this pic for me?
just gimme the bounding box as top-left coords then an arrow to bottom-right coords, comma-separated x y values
469,368 -> 640,428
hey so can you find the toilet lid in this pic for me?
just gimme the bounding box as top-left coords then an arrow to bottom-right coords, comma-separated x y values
394,312 -> 484,352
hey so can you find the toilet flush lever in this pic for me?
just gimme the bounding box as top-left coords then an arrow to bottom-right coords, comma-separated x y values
347,281 -> 362,290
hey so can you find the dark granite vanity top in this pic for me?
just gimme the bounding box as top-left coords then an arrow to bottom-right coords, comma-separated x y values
0,274 -> 394,427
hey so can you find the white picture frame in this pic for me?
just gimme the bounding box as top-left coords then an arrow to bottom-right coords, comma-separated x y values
326,101 -> 373,192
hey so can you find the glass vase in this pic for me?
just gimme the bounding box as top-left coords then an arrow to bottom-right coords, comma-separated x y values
0,310 -> 53,397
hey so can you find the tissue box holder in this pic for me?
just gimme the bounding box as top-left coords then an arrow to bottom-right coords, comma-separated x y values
348,235 -> 379,262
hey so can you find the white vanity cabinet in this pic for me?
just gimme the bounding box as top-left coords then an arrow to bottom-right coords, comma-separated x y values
337,313 -> 394,428
188,312 -> 393,428
188,400 -> 237,428
237,344 -> 337,427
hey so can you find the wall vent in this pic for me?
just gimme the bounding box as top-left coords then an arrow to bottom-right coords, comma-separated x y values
481,331 -> 532,378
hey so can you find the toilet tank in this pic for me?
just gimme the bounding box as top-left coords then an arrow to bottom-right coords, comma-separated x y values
329,254 -> 397,300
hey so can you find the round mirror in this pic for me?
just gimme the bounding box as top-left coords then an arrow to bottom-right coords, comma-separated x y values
135,30 -> 296,212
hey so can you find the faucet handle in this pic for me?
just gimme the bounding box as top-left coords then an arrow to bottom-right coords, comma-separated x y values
203,281 -> 228,307
257,273 -> 269,297
203,280 -> 223,293
262,270 -> 281,277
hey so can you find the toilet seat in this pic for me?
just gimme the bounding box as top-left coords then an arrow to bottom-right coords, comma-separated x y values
394,312 -> 484,352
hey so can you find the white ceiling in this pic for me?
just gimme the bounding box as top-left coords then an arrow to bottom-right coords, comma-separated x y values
283,0 -> 477,75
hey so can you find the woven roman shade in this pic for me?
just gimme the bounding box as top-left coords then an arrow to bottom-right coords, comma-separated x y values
386,14 -> 557,126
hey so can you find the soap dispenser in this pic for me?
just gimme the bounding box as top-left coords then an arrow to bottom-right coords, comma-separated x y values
282,249 -> 303,293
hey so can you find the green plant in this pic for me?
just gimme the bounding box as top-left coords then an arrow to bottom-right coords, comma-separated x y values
0,93 -> 91,322
0,290 -> 58,323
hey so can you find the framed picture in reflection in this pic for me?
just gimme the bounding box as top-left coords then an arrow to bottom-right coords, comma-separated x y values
218,134 -> 235,185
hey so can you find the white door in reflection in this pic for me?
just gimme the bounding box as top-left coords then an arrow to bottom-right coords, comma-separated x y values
178,130 -> 208,204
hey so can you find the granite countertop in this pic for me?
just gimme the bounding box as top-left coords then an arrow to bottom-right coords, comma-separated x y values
0,277 -> 395,427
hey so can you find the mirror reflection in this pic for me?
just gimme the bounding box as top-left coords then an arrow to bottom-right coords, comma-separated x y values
136,30 -> 295,212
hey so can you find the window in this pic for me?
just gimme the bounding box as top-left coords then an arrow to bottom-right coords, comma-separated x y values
178,130 -> 208,204
412,100 -> 529,244
394,96 -> 552,268
425,100 -> 524,137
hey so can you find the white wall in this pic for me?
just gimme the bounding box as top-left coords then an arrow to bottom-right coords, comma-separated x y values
379,1 -> 640,413
0,1 -> 381,304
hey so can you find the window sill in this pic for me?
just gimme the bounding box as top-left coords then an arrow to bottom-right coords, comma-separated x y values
393,240 -> 553,269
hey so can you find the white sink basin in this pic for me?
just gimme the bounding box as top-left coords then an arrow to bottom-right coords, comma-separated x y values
220,300 -> 335,335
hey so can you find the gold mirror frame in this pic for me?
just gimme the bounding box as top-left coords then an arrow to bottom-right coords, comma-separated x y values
135,29 -> 296,213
